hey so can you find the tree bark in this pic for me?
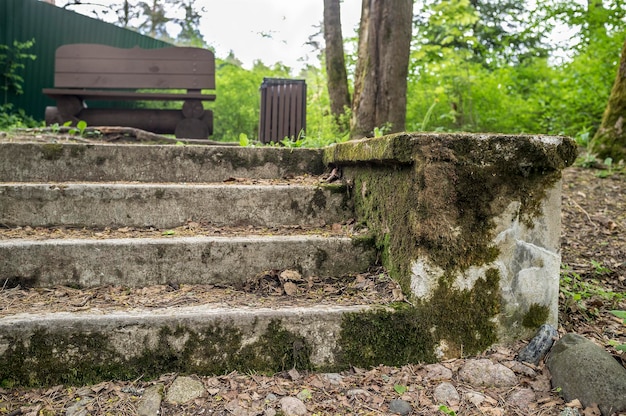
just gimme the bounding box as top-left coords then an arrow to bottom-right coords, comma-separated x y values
324,0 -> 351,129
593,37 -> 626,161
350,0 -> 413,139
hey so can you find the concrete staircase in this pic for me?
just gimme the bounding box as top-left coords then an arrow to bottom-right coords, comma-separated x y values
0,142 -> 380,387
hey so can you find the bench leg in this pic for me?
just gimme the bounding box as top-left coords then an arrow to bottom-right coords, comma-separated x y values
175,100 -> 213,139
45,96 -> 84,125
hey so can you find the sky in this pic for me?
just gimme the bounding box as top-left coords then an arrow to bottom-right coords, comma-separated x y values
52,0 -> 363,72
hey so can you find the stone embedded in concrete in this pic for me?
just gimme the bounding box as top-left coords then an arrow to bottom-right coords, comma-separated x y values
547,333 -> 626,416
0,235 -> 375,288
0,143 -> 325,183
325,132 -> 577,353
0,183 -> 350,228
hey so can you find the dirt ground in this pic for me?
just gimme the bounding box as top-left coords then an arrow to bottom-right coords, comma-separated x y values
0,158 -> 625,415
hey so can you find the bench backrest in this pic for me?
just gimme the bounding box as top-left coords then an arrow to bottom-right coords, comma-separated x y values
53,44 -> 215,90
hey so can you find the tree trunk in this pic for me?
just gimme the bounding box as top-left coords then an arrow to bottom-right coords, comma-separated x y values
323,0 -> 351,130
593,38 -> 626,161
350,0 -> 413,139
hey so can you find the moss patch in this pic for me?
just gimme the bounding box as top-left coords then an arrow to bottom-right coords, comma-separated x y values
338,269 -> 501,366
41,143 -> 64,161
342,134 -> 567,293
522,303 -> 550,329
1,320 -> 311,387
338,306 -> 436,367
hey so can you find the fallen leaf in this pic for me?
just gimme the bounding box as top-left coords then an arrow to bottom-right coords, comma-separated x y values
280,270 -> 303,282
283,282 -> 298,296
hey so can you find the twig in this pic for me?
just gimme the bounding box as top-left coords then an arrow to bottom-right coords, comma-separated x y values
566,196 -> 598,228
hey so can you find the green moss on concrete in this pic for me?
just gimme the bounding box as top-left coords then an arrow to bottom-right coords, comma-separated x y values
0,320 -> 312,387
338,306 -> 436,367
342,134 -> 565,292
522,303 -> 550,329
41,143 -> 64,161
337,269 -> 500,366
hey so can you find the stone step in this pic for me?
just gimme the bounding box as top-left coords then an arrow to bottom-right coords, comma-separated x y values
0,182 -> 350,229
0,302 -> 386,387
0,142 -> 325,183
0,234 -> 376,288
0,270 -> 402,387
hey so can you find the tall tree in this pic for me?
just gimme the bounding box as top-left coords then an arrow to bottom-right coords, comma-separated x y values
592,37 -> 626,161
137,0 -> 172,39
323,0 -> 351,130
174,0 -> 206,47
350,0 -> 414,139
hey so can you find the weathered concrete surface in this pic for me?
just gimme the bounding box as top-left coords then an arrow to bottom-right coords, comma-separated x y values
0,143 -> 325,183
0,303 -> 380,387
0,183 -> 350,228
0,235 -> 376,288
325,132 -> 577,354
547,333 -> 626,416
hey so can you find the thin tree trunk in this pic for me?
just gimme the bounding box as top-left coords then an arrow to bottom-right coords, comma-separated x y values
350,0 -> 413,139
323,0 -> 351,129
593,37 -> 626,161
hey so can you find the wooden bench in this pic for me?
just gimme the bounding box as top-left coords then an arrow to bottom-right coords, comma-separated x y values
43,43 -> 216,139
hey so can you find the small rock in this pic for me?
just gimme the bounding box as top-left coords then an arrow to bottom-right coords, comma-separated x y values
346,388 -> 370,397
388,398 -> 412,415
279,396 -> 307,416
433,382 -> 460,405
504,360 -> 537,377
459,359 -> 518,387
465,391 -> 486,407
65,398 -> 92,416
137,384 -> 163,416
559,408 -> 581,416
424,363 -> 453,381
518,324 -> 558,365
547,333 -> 626,416
165,376 -> 206,404
321,373 -> 343,385
264,409 -> 277,416
265,393 -> 277,402
507,388 -> 536,410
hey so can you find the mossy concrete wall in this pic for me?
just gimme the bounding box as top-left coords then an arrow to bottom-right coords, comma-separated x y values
325,132 -> 577,357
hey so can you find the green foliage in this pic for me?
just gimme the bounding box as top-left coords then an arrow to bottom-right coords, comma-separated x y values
438,405 -> 457,416
0,39 -> 36,105
611,310 -> 626,323
560,263 -> 626,320
0,103 -> 40,129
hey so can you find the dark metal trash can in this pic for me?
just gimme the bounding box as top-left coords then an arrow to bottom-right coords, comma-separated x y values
258,78 -> 306,144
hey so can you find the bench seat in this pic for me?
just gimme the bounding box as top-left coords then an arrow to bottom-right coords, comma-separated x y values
43,44 -> 216,139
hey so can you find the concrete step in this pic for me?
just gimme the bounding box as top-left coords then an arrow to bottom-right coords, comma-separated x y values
0,301 -> 388,387
0,142 -> 325,183
0,182 -> 350,229
0,270 -> 401,387
0,234 -> 376,288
